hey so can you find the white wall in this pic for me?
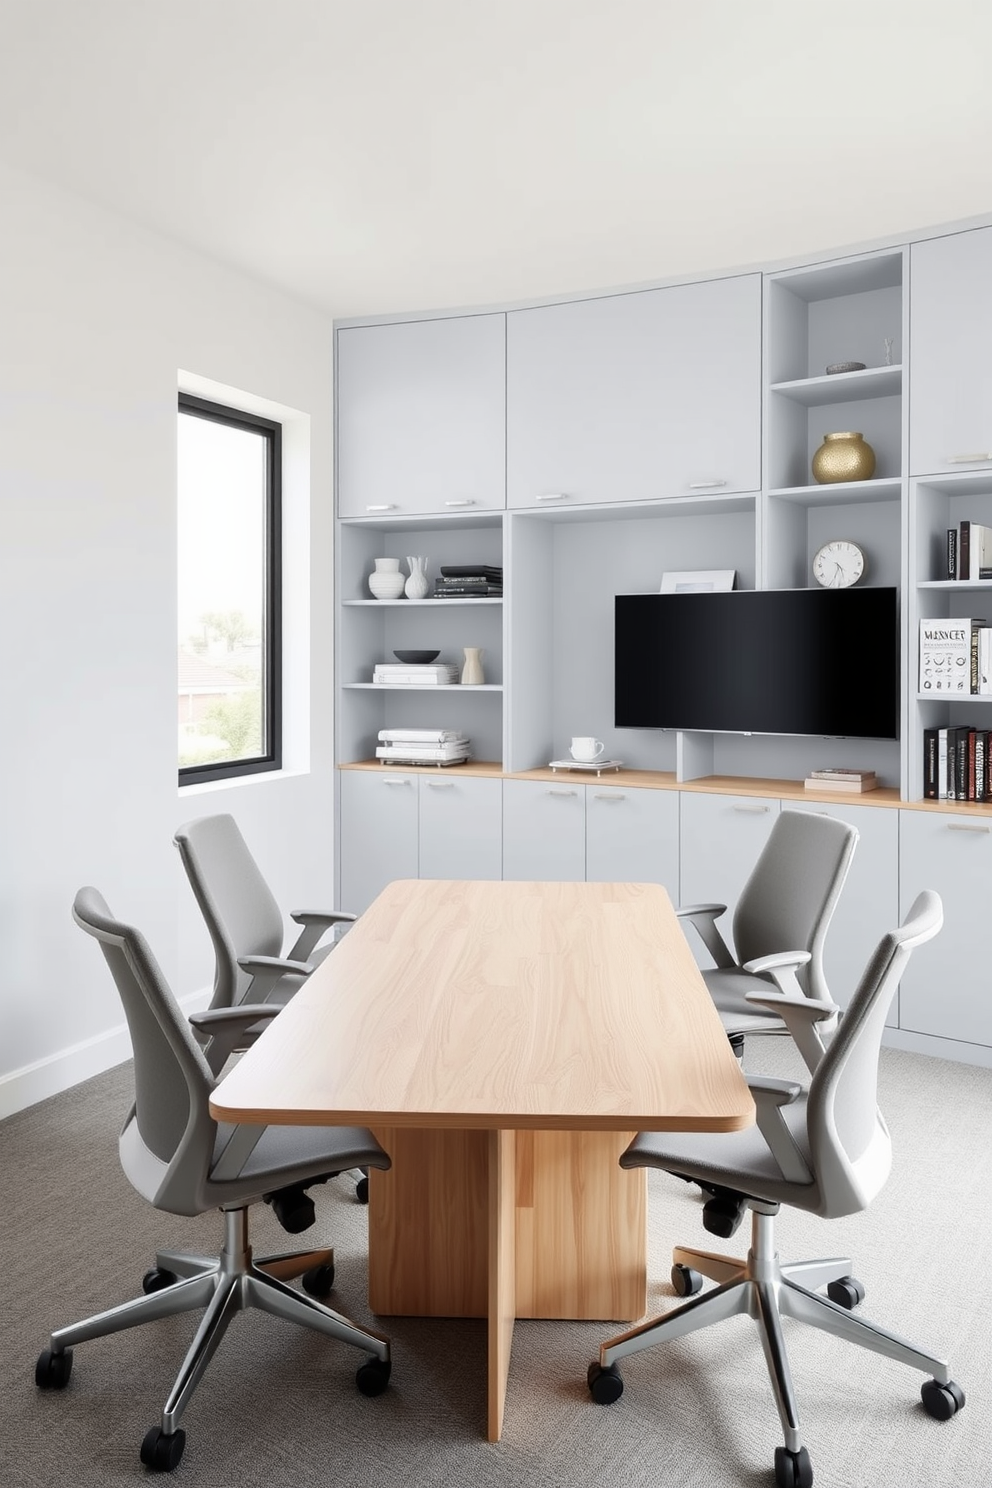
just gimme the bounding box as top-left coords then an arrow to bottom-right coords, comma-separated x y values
0,161 -> 336,1115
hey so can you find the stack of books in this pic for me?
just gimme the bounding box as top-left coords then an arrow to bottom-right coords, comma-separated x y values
923,726 -> 991,801
434,564 -> 503,598
804,767 -> 878,794
948,520 -> 992,580
918,617 -> 992,694
372,662 -> 459,686
375,728 -> 471,766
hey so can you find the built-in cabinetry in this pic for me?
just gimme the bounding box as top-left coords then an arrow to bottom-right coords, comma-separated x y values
505,274 -> 761,508
333,216 -> 992,1068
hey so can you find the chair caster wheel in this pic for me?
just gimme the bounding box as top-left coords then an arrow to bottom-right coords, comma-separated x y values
302,1262 -> 335,1298
826,1275 -> 865,1310
587,1361 -> 624,1404
356,1356 -> 391,1396
355,1174 -> 369,1204
774,1444 -> 813,1488
921,1378 -> 965,1420
35,1347 -> 73,1389
671,1263 -> 703,1298
140,1426 -> 186,1472
142,1267 -> 179,1294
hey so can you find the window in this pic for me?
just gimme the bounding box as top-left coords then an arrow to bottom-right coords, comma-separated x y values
178,393 -> 281,783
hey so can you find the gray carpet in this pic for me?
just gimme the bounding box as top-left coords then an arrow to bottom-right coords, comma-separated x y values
1,1036 -> 989,1487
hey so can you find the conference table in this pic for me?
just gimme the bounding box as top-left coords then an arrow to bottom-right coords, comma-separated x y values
210,877 -> 754,1440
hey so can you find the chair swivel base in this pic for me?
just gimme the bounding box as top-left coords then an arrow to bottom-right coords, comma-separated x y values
36,1206 -> 391,1472
587,1199 -> 964,1488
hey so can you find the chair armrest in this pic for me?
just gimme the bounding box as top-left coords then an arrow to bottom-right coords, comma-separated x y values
190,1005 -> 281,1076
744,988 -> 838,1074
236,953 -> 313,1004
747,1076 -> 813,1183
288,909 -> 357,961
741,949 -> 811,999
675,903 -> 735,970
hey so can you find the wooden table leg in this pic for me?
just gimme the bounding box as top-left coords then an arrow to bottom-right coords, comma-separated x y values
487,1128 -> 516,1441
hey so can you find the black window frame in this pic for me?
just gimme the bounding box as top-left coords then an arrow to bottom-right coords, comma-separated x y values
178,392 -> 283,786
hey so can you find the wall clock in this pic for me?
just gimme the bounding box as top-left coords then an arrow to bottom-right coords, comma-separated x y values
812,539 -> 866,588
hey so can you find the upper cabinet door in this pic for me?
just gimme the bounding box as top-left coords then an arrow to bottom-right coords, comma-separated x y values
337,314 -> 506,518
910,227 -> 992,476
506,274 -> 761,508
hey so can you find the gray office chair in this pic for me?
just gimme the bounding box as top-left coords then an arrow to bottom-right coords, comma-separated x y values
588,890 -> 964,1488
36,887 -> 392,1474
174,813 -> 370,1201
678,808 -> 858,1058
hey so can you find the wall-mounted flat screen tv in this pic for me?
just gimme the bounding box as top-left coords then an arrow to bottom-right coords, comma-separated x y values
615,587 -> 899,740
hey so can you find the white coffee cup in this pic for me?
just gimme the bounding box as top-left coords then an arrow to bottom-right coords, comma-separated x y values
570,736 -> 605,762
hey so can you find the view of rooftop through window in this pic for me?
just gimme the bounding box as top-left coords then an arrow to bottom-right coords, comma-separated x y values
177,396 -> 280,779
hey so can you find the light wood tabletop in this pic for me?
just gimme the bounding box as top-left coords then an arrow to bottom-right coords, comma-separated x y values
210,877 -> 754,1134
210,878 -> 754,1441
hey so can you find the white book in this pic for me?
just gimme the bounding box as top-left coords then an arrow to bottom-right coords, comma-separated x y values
970,522 -> 992,580
937,727 -> 949,800
375,744 -> 471,761
918,617 -> 973,693
373,676 -> 459,686
378,728 -> 468,743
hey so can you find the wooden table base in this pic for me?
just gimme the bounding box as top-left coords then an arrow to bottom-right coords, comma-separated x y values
368,1126 -> 647,1439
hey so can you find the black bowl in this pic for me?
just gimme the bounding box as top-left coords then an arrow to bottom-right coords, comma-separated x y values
393,649 -> 440,664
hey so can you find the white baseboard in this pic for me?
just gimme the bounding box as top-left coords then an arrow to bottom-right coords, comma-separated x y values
0,987 -> 212,1121
882,1025 -> 992,1070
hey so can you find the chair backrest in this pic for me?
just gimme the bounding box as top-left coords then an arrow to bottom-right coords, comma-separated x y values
72,886 -> 218,1215
806,889 -> 943,1216
174,813 -> 285,1009
732,809 -> 858,1002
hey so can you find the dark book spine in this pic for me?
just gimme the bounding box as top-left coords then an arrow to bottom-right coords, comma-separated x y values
968,728 -> 978,801
923,727 -> 939,799
955,727 -> 969,800
976,730 -> 986,802
960,521 -> 971,581
947,527 -> 958,580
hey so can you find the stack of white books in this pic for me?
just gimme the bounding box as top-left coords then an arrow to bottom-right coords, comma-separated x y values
375,728 -> 471,766
372,662 -> 459,686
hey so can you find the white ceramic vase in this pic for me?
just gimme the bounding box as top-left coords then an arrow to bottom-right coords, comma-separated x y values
368,557 -> 406,600
404,555 -> 430,600
461,647 -> 484,685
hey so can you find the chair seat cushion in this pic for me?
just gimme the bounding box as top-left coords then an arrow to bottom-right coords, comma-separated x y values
702,967 -> 793,1036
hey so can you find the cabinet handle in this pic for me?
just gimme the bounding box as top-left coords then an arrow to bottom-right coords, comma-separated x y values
534,492 -> 568,502
946,453 -> 992,464
444,499 -> 477,507
365,503 -> 397,512
593,792 -> 625,801
946,820 -> 991,833
426,779 -> 455,789
382,776 -> 413,786
546,788 -> 578,797
687,479 -> 729,490
731,802 -> 770,813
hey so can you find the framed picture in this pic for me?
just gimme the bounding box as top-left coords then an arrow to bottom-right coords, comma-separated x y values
660,568 -> 736,594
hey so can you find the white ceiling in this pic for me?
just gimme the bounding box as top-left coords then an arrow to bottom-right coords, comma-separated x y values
2,0 -> 992,320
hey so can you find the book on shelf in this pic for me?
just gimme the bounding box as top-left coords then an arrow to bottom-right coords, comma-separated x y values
372,663 -> 460,685
803,775 -> 878,793
947,527 -> 957,580
806,767 -> 876,782
377,728 -> 468,744
433,581 -> 503,597
375,743 -> 471,763
923,727 -> 939,799
931,724 -> 992,801
918,617 -> 983,693
438,565 -> 503,581
959,520 -> 992,580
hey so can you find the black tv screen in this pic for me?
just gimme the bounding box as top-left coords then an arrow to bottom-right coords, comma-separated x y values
615,587 -> 899,739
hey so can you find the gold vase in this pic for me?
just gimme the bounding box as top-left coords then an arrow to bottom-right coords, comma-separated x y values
811,431 -> 876,485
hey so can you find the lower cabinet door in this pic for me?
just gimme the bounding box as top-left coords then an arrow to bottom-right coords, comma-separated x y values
678,792 -> 779,964
787,800 -> 899,1021
419,774 -> 503,880
339,769 -> 420,914
502,779 -> 586,880
899,809 -> 992,1049
585,785 -> 679,899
